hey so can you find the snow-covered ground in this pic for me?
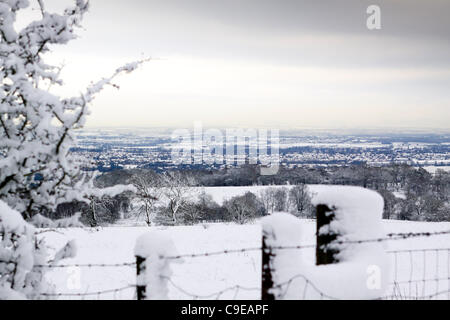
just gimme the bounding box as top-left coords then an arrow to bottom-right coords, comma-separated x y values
180,185 -> 337,205
422,166 -> 450,174
36,185 -> 450,300
40,219 -> 450,300
201,185 -> 291,205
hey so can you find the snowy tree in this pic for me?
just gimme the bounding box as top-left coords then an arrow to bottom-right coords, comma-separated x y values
258,187 -> 276,214
0,0 -> 143,299
132,171 -> 162,226
432,169 -> 450,202
181,201 -> 203,225
160,171 -> 198,224
273,187 -> 288,212
85,194 -> 113,227
258,187 -> 288,214
83,177 -> 137,226
224,192 -> 265,224
289,184 -> 314,218
0,0 -> 145,219
0,200 -> 75,299
377,189 -> 399,220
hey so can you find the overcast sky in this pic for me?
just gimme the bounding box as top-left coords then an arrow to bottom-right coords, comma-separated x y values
17,0 -> 450,130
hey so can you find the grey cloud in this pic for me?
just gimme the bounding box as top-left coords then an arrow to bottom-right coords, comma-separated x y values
36,0 -> 450,69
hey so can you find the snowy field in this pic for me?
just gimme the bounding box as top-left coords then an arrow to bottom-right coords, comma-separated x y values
423,166 -> 450,174
40,219 -> 450,300
164,185 -> 347,206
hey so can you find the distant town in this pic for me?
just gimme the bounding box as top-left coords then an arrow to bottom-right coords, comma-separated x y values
74,128 -> 450,173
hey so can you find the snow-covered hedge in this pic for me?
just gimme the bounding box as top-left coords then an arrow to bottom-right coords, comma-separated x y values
262,186 -> 390,300
0,201 -> 49,300
29,213 -> 84,228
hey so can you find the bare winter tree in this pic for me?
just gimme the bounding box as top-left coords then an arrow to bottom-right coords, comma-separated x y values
258,187 -> 276,214
79,174 -> 137,226
224,192 -> 265,224
0,0 -> 145,219
289,184 -> 314,218
160,171 -> 198,224
273,187 -> 288,212
378,189 -> 399,220
86,195 -> 113,227
131,171 -> 162,226
182,201 -> 203,225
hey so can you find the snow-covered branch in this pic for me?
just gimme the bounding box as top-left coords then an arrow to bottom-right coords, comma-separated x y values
0,0 -> 146,218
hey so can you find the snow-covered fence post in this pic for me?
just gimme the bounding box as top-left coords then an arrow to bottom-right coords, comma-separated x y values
135,255 -> 146,300
134,231 -> 181,300
261,213 -> 304,299
309,186 -> 390,299
261,230 -> 275,300
316,204 -> 339,265
313,186 -> 387,266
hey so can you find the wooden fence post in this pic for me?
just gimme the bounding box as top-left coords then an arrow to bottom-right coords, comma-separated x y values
136,255 -> 146,300
261,231 -> 275,300
316,204 -> 339,265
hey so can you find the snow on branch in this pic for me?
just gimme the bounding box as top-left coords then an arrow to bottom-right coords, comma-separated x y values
0,0 -> 147,218
0,200 -> 49,299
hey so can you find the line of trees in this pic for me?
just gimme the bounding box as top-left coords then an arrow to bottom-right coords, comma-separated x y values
129,170 -> 317,225
82,163 -> 449,224
194,164 -> 450,222
31,163 -> 449,226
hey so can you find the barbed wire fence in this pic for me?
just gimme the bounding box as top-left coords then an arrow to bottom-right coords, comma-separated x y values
135,228 -> 450,301
384,247 -> 450,300
5,226 -> 449,300
168,233 -> 450,300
